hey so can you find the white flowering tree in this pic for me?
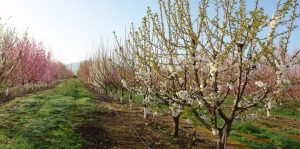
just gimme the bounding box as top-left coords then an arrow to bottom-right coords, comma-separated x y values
113,46 -> 139,107
0,19 -> 19,89
114,28 -> 157,119
114,16 -> 195,136
114,0 -> 299,148
253,40 -> 299,117
88,43 -> 122,96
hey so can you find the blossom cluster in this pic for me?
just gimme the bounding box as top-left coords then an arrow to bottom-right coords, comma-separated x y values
169,102 -> 182,117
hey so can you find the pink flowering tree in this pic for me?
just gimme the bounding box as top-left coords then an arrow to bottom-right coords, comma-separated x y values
9,36 -> 72,85
9,37 -> 48,85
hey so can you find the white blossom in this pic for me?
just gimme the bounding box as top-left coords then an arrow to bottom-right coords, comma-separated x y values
176,90 -> 189,100
168,65 -> 174,72
238,99 -> 252,108
160,81 -> 168,94
209,62 -> 218,79
200,115 -> 207,120
185,118 -> 192,125
277,79 -> 291,88
265,100 -> 273,110
255,81 -> 267,88
143,95 -> 151,105
197,99 -> 204,107
178,77 -> 184,84
267,101 -> 272,109
274,59 -> 281,69
136,68 -> 151,82
152,111 -> 158,117
121,79 -> 127,88
274,62 -> 291,92
212,127 -> 219,136
176,90 -> 193,104
200,81 -> 205,90
171,108 -> 181,117
169,72 -> 177,78
227,82 -> 233,90
269,14 -> 280,28
267,14 -> 281,42
234,50 -> 239,55
205,92 -> 219,105
169,102 -> 182,117
264,98 -> 275,117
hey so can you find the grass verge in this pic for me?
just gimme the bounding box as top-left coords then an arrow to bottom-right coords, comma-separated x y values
0,79 -> 98,149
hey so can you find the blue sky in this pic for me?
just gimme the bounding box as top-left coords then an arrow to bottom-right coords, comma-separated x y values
0,0 -> 299,64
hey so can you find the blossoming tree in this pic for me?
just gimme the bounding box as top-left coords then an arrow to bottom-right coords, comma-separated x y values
77,60 -> 92,85
0,20 -> 19,87
114,0 -> 299,148
7,34 -> 72,84
87,43 -> 123,96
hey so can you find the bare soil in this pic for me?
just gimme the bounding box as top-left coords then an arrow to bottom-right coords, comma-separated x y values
76,94 -> 246,149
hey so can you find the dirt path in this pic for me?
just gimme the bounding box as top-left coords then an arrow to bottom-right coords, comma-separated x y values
77,95 -> 184,149
76,94 -> 246,149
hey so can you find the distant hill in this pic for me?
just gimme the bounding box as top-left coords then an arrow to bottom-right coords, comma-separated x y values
67,62 -> 81,75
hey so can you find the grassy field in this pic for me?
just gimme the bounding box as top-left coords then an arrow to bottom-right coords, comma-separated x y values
0,79 -> 97,149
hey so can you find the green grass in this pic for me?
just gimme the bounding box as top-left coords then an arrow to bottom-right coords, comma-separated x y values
272,107 -> 300,120
231,122 -> 300,149
0,79 -> 97,149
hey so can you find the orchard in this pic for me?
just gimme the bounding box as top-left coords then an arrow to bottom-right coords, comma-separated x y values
78,0 -> 300,148
0,20 -> 73,98
1,0 -> 300,148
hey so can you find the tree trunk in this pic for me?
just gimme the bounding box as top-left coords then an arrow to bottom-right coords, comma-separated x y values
119,97 -> 123,103
172,115 -> 180,137
216,138 -> 224,149
216,123 -> 231,149
143,106 -> 149,119
120,89 -> 124,103
112,88 -> 116,100
108,88 -> 112,97
105,88 -> 108,95
129,93 -> 132,109
5,87 -> 9,97
267,109 -> 270,117
192,127 -> 196,149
